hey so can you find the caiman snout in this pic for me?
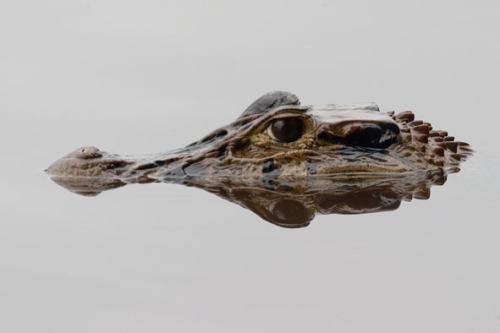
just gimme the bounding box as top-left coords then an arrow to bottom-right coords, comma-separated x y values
46,146 -> 131,177
71,146 -> 103,159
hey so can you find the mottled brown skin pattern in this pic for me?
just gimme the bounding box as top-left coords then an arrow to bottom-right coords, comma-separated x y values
47,91 -> 472,189
387,110 -> 472,170
46,91 -> 472,227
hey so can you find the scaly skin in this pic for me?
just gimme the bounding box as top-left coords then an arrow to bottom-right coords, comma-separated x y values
46,92 -> 472,226
47,91 -> 472,181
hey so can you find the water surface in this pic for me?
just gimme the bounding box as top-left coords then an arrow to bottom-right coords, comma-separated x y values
1,1 -> 499,332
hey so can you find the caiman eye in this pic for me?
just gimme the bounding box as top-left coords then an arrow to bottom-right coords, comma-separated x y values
268,117 -> 304,143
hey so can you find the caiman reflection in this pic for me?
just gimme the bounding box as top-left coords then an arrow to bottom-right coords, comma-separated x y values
47,91 -> 472,228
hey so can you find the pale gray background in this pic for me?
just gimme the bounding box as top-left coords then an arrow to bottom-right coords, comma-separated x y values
1,0 -> 499,332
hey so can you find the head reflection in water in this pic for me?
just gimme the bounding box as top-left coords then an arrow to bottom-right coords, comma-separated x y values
47,92 -> 472,228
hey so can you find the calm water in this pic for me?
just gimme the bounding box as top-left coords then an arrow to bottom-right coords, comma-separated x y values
1,1 -> 500,332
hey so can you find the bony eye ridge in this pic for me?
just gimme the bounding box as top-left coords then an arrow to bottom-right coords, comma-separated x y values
267,117 -> 305,143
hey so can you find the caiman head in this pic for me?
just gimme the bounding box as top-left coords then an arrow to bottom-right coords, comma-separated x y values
46,91 -> 473,227
47,91 -> 472,186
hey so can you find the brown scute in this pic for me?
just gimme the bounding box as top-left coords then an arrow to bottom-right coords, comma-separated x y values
414,134 -> 428,143
432,147 -> 445,157
413,186 -> 431,200
412,124 -> 431,134
436,142 -> 446,149
445,142 -> 458,153
396,111 -> 415,122
429,130 -> 440,137
408,120 -> 423,126
458,146 -> 474,153
437,130 -> 448,137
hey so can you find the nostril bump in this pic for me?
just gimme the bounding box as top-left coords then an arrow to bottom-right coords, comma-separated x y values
76,146 -> 103,159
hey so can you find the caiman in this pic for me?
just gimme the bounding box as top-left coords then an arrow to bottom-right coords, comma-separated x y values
47,91 -> 472,227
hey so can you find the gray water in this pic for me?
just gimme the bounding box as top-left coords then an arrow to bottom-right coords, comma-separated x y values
1,1 -> 500,332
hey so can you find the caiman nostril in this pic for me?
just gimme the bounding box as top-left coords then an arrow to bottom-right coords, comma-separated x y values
76,146 -> 103,159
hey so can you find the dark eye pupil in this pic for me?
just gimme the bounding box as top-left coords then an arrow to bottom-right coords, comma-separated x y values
271,117 -> 304,143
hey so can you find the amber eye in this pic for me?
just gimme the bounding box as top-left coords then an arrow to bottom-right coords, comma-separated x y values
268,117 -> 304,143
